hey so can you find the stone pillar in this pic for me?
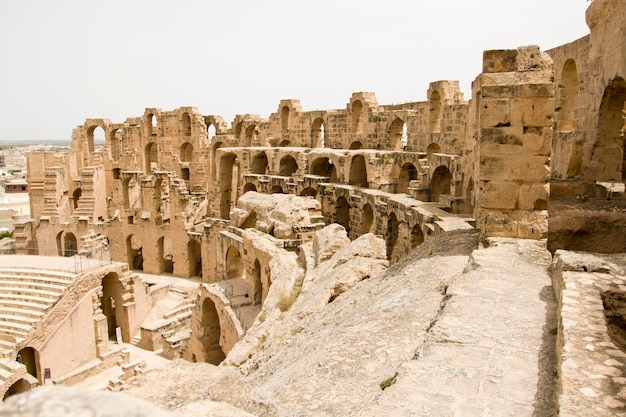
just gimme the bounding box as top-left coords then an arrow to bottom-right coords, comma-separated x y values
475,46 -> 554,239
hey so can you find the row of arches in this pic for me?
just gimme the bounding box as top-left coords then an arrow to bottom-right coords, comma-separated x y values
125,234 -> 202,278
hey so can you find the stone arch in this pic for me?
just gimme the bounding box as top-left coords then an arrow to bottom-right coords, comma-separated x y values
210,141 -> 223,179
252,259 -> 262,304
234,122 -> 243,140
109,128 -> 123,161
64,232 -> 77,257
311,117 -> 325,148
17,347 -> 39,381
352,100 -> 363,134
427,143 -> 441,155
244,125 -> 256,147
271,185 -> 284,194
147,113 -> 157,136
200,298 -> 225,365
410,224 -> 424,248
281,106 -> 290,133
56,231 -> 63,256
145,142 -> 158,173
208,124 -> 216,142
180,142 -> 193,163
397,163 -> 418,194
122,178 -> 131,209
349,141 -> 362,150
158,236 -> 174,274
279,155 -> 298,176
349,155 -> 368,187
335,196 -> 351,234
300,187 -> 317,197
181,167 -> 190,181
219,153 -> 239,219
310,157 -> 331,177
430,165 -> 452,202
557,59 -> 579,132
181,112 -> 192,136
389,118 -> 405,151
112,168 -> 121,180
243,183 -> 257,193
101,272 -> 124,340
72,187 -> 82,211
251,152 -> 268,174
127,234 -> 143,270
87,125 -> 106,153
593,77 -> 626,181
361,203 -> 374,234
387,213 -> 400,261
429,90 -> 442,133
188,239 -> 202,278
3,378 -> 31,400
225,246 -> 244,279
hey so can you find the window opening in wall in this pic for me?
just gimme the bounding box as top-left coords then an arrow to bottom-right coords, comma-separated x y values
208,124 -> 216,142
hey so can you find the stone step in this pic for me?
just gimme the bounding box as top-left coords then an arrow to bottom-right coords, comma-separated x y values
0,273 -> 74,286
0,267 -> 76,280
0,313 -> 38,327
0,321 -> 31,337
0,280 -> 67,295
0,291 -> 60,305
0,305 -> 45,320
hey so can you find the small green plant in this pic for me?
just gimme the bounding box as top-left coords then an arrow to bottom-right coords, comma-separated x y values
258,312 -> 266,323
549,327 -> 558,335
258,334 -> 267,344
0,230 -> 13,239
379,375 -> 396,390
277,291 -> 297,312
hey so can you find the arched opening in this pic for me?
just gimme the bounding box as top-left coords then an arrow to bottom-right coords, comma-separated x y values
349,141 -> 362,150
234,122 -> 243,140
430,165 -> 452,203
17,347 -> 38,380
240,210 -> 258,229
397,163 -> 418,194
64,232 -> 77,257
349,155 -> 368,187
281,106 -> 290,133
251,153 -> 268,174
279,155 -> 298,176
387,213 -> 400,261
225,246 -> 244,280
244,125 -> 256,147
595,77 -> 626,181
310,157 -> 331,177
127,234 -> 143,270
56,231 -> 63,256
389,118 -> 405,151
188,240 -> 202,278
112,168 -> 121,180
311,118 -> 325,148
147,113 -> 157,136
109,129 -> 122,161
158,236 -> 174,274
153,178 -> 171,224
410,224 -> 424,248
219,153 -> 239,219
210,141 -> 223,179
181,168 -> 190,181
427,143 -> 441,155
243,183 -> 257,193
271,185 -> 284,194
200,298 -> 225,365
3,379 -> 31,400
122,178 -> 131,209
361,203 -> 374,234
72,188 -> 82,212
252,259 -> 262,304
145,142 -> 158,173
279,140 -> 291,147
181,112 -> 192,136
208,124 -> 216,142
300,187 -> 317,197
351,100 -> 363,134
402,123 -> 408,149
101,272 -> 124,340
335,196 -> 351,235
180,142 -> 193,163
87,126 -> 106,153
557,59 -> 579,132
429,90 -> 442,133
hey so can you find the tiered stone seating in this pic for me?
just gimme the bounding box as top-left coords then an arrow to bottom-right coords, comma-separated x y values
0,267 -> 77,358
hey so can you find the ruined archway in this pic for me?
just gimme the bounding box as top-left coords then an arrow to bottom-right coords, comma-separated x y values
200,298 -> 225,365
17,347 -> 39,381
208,124 -> 216,142
219,153 -> 239,219
72,187 -> 82,211
243,183 -> 257,193
147,113 -> 157,137
3,379 -> 31,400
225,246 -> 244,280
87,125 -> 105,153
397,163 -> 417,194
593,77 -> 626,181
180,142 -> 193,163
244,125 -> 256,147
279,155 -> 298,176
181,112 -> 191,136
101,272 -> 125,341
427,143 -> 441,155
557,59 -> 579,132
310,157 -> 332,177
389,118 -> 405,151
109,129 -> 122,161
251,152 -> 268,174
126,234 -> 143,270
271,185 -> 284,194
349,141 -> 362,150
349,155 -> 368,188
387,213 -> 400,261
64,232 -> 77,257
188,239 -> 202,278
361,203 -> 374,234
410,224 -> 424,249
158,236 -> 174,274
145,142 -> 158,173
335,196 -> 351,235
430,165 -> 452,203
311,118 -> 325,148
281,106 -> 290,133
429,90 -> 442,133
300,187 -> 317,197
352,100 -> 363,134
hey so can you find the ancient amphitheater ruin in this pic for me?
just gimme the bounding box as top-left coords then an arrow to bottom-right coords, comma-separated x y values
1,1 -> 626,415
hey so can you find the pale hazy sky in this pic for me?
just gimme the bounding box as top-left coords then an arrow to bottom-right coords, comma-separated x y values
0,0 -> 591,141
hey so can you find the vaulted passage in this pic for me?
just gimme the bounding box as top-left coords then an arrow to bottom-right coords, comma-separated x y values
279,155 -> 298,176
220,153 -> 239,219
226,246 -> 244,280
430,166 -> 452,203
361,203 -> 374,234
349,155 -> 368,188
251,152 -> 268,174
17,347 -> 38,380
594,77 -> 626,181
127,234 -> 143,270
335,197 -> 351,235
101,272 -> 124,340
188,240 -> 202,278
158,237 -> 174,274
397,163 -> 418,194
200,298 -> 226,365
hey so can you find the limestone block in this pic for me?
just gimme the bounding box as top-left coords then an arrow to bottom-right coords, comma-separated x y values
480,98 -> 510,127
483,50 -> 518,73
479,127 -> 524,148
510,98 -> 554,127
477,210 -> 518,237
480,155 -> 548,183
312,223 -> 350,266
517,183 -> 549,211
522,126 -> 552,155
514,83 -> 554,98
516,45 -> 551,72
515,211 -> 548,239
478,182 -> 518,209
